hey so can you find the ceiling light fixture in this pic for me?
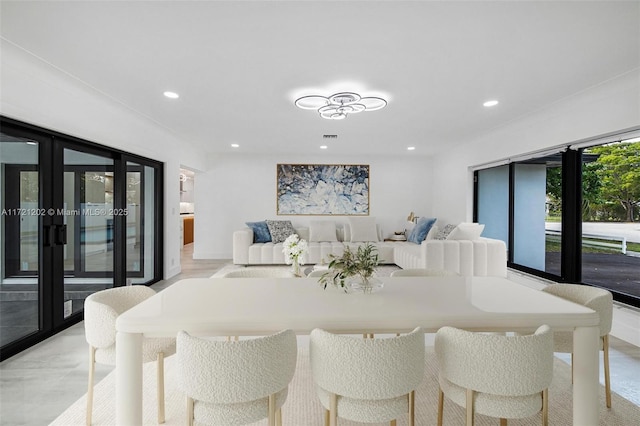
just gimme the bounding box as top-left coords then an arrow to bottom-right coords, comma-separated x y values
231,143 -> 239,148
163,91 -> 179,99
295,92 -> 387,120
483,100 -> 499,107
320,145 -> 328,150
407,146 -> 416,151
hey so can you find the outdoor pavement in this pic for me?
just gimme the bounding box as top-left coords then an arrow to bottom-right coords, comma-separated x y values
546,222 -> 640,243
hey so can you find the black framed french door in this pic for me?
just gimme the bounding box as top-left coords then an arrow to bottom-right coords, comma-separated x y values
1,116 -> 163,361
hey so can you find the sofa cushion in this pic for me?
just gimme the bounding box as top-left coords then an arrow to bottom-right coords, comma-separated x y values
426,225 -> 438,240
435,224 -> 456,240
407,217 -> 437,244
348,217 -> 380,242
265,220 -> 296,243
245,221 -> 271,243
447,223 -> 485,240
309,220 -> 338,242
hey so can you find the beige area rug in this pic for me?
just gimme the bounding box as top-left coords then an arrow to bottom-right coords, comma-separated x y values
211,264 -> 401,278
51,349 -> 638,426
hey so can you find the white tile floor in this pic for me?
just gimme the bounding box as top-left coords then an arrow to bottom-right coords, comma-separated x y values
1,244 -> 639,425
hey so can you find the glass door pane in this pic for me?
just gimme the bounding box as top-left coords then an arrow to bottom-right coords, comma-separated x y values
582,141 -> 640,299
63,149 -> 115,317
126,162 -> 156,284
0,135 -> 40,346
512,156 -> 562,275
476,166 -> 509,245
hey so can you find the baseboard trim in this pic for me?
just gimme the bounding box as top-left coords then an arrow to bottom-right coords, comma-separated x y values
164,265 -> 181,280
192,251 -> 229,259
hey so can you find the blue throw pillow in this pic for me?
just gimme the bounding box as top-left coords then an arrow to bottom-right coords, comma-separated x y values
407,217 -> 437,244
245,221 -> 272,243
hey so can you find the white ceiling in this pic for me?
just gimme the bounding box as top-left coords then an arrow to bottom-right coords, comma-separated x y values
1,1 -> 638,157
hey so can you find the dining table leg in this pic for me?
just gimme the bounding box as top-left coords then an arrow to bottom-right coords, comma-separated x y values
572,325 -> 599,426
116,331 -> 143,426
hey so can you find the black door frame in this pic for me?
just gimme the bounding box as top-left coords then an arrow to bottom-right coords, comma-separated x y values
1,116 -> 164,361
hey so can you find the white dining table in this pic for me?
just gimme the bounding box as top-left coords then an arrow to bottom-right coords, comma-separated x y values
115,276 -> 601,425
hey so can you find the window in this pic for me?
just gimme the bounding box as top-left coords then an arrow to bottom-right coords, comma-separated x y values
474,131 -> 640,308
581,139 -> 640,302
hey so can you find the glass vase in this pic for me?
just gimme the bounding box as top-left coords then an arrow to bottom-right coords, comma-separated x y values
347,275 -> 384,294
291,258 -> 302,277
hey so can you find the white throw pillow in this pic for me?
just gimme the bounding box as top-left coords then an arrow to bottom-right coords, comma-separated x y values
447,223 -> 485,240
425,225 -> 438,240
348,217 -> 380,242
309,220 -> 338,242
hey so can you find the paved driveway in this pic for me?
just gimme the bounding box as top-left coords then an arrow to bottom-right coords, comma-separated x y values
546,222 -> 640,243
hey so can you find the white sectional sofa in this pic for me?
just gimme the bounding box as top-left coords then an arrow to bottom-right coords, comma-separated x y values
392,238 -> 507,277
233,225 -> 396,266
233,220 -> 507,277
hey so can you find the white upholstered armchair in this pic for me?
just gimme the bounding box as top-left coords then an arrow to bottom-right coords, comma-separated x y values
177,329 -> 297,426
435,325 -> 554,426
542,283 -> 613,407
390,268 -> 459,277
84,286 -> 176,425
309,327 -> 425,426
219,268 -> 296,278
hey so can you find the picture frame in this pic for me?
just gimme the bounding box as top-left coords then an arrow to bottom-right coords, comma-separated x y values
276,164 -> 370,215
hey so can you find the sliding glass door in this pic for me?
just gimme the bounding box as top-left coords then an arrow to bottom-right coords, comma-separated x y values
62,149 -> 116,317
126,161 -> 158,284
474,131 -> 640,308
0,137 -> 41,347
0,117 -> 163,360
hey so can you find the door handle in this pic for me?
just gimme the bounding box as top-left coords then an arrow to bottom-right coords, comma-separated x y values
55,224 -> 67,245
43,225 -> 54,247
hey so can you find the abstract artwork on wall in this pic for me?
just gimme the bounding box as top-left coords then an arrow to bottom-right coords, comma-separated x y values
276,164 -> 370,215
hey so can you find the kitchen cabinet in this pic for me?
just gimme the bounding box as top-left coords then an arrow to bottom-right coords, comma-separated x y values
183,216 -> 194,245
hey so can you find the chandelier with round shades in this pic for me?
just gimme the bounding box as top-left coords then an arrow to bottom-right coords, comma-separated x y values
295,92 -> 387,120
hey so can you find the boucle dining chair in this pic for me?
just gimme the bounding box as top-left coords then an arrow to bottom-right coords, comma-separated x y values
390,268 -> 459,277
221,268 -> 296,278
84,286 -> 176,425
177,329 -> 297,426
435,324 -> 553,426
542,283 -> 613,408
307,269 -> 329,277
309,327 -> 425,426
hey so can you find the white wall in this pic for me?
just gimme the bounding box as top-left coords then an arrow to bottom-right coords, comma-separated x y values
430,70 -> 640,222
0,40 -> 207,279
193,154 -> 433,259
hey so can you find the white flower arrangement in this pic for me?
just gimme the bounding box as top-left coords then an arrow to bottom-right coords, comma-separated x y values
282,234 -> 308,265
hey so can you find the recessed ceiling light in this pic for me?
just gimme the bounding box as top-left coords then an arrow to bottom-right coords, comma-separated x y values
26,141 -> 37,146
320,145 -> 328,150
407,146 -> 415,151
483,100 -> 499,107
231,144 -> 239,148
163,91 -> 179,99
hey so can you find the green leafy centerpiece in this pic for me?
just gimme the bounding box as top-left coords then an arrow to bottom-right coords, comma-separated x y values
318,243 -> 383,293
